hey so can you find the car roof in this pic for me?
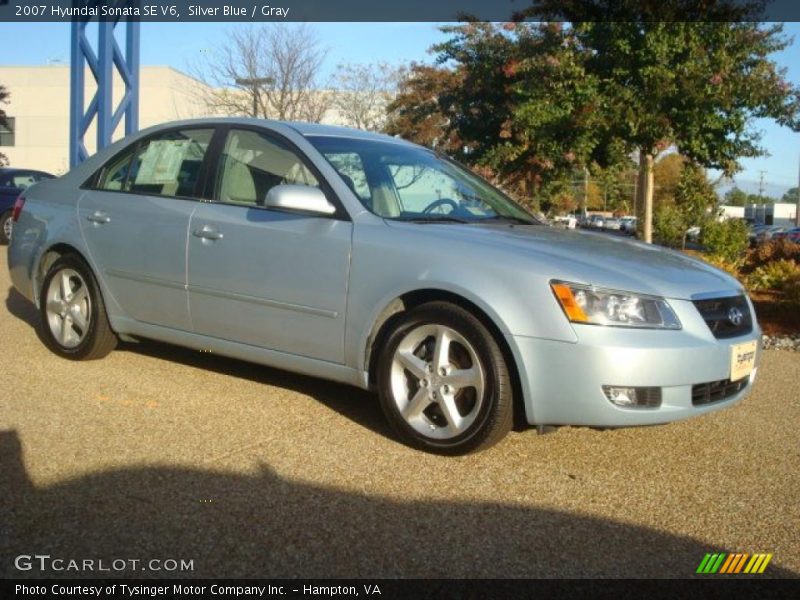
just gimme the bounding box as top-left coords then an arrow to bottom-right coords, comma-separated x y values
283,121 -> 412,144
130,117 -> 414,146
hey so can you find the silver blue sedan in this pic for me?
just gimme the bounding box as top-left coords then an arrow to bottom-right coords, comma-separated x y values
7,119 -> 761,454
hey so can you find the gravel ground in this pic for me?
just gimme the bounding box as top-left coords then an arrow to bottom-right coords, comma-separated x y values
1,246 -> 798,579
762,334 -> 800,351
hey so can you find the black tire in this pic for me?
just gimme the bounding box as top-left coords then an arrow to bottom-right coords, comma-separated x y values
376,301 -> 513,455
0,211 -> 12,245
39,254 -> 118,360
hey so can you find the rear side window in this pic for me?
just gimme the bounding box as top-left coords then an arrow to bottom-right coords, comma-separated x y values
97,150 -> 135,191
96,128 -> 214,198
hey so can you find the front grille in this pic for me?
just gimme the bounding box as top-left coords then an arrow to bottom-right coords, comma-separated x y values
692,377 -> 748,406
692,295 -> 752,339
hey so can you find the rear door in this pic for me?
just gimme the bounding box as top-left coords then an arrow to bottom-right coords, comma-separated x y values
186,127 -> 352,363
79,127 -> 215,331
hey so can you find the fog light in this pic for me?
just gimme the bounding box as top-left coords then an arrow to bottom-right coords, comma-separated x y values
602,385 -> 662,408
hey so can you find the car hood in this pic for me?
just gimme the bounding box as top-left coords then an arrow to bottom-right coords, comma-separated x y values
387,221 -> 744,300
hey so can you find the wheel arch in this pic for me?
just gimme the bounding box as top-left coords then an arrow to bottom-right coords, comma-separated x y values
33,243 -> 91,307
364,288 -> 528,428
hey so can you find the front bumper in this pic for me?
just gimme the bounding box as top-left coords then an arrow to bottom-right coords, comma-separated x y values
509,298 -> 761,427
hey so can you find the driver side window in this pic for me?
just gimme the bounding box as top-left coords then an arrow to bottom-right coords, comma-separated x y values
216,129 -> 319,206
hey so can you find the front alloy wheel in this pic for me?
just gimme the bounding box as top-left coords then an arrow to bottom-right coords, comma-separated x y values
390,323 -> 485,440
377,302 -> 513,454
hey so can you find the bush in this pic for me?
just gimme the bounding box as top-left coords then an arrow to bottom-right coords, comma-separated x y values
700,218 -> 749,263
745,238 -> 800,272
746,259 -> 800,291
695,252 -> 743,278
653,204 -> 687,248
786,278 -> 800,303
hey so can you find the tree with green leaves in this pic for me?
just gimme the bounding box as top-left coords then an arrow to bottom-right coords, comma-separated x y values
577,21 -> 798,241
389,23 -> 607,203
0,84 -> 9,167
782,187 -> 799,204
520,1 -> 800,242
724,187 -> 749,207
652,153 -> 686,209
724,188 -> 777,205
654,162 -> 717,248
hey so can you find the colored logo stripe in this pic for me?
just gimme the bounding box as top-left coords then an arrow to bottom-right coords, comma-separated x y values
697,553 -> 773,574
697,553 -> 726,573
720,553 -> 747,573
744,554 -> 773,574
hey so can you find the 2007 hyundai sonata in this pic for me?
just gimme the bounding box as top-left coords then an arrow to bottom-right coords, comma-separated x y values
8,119 -> 761,454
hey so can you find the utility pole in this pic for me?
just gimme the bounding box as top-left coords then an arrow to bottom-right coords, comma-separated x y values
796,154 -> 800,226
758,170 -> 766,204
235,76 -> 274,117
583,167 -> 589,216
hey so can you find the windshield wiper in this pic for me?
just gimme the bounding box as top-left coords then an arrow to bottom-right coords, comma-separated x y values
400,216 -> 472,224
476,215 -> 538,225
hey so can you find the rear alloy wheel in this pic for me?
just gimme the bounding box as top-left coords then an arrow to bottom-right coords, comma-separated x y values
0,211 -> 12,245
40,255 -> 117,360
377,302 -> 513,454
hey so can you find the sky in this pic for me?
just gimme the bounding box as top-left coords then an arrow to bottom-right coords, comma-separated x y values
1,20 -> 798,197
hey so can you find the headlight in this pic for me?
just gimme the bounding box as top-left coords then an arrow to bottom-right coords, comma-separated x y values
551,281 -> 681,329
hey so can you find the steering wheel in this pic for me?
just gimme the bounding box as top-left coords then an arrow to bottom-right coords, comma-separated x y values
422,198 -> 459,215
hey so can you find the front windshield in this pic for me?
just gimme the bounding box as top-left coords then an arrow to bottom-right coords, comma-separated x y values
307,135 -> 538,224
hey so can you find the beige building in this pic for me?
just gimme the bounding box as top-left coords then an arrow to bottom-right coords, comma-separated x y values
0,65 -> 211,174
0,65 -> 389,175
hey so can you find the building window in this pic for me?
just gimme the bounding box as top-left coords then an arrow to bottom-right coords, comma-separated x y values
0,117 -> 14,147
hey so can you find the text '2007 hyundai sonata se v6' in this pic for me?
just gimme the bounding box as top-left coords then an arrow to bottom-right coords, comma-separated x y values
8,119 -> 761,454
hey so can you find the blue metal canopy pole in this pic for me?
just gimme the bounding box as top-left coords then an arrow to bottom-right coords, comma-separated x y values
69,3 -> 140,168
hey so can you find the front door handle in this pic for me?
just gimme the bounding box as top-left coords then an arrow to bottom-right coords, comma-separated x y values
86,211 -> 110,224
193,225 -> 224,241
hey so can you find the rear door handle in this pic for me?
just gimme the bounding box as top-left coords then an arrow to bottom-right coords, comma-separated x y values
86,211 -> 110,224
193,225 -> 223,241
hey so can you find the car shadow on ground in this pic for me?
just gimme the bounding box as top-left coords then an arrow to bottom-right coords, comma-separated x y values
4,286 -> 388,438
1,430 -> 795,579
5,286 -> 51,348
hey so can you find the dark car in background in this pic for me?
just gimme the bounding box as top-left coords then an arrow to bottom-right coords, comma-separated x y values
0,168 -> 55,244
773,227 -> 800,243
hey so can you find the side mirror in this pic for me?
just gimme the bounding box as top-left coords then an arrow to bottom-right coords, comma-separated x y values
264,185 -> 336,216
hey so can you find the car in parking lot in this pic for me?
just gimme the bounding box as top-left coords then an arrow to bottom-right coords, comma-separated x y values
619,216 -> 637,235
603,217 -> 622,231
748,224 -> 768,245
587,214 -> 605,229
773,227 -> 800,243
0,167 -> 55,244
7,118 -> 762,454
552,215 -> 577,229
754,226 -> 785,244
